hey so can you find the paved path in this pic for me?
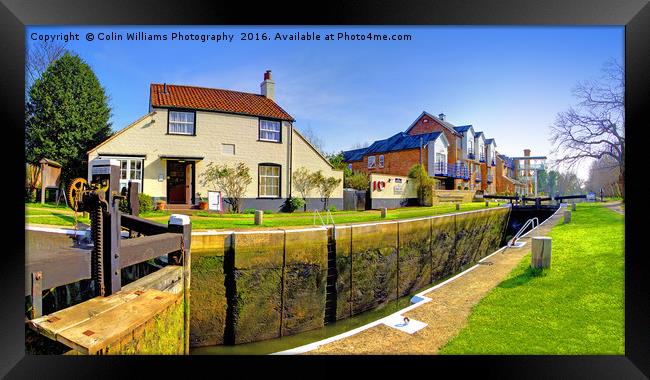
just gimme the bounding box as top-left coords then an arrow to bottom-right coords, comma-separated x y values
304,206 -> 566,355
602,201 -> 624,215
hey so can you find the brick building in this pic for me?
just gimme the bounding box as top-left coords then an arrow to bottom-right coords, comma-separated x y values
344,112 -> 498,192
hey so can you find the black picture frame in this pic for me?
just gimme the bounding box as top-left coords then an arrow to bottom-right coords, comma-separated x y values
5,0 -> 648,378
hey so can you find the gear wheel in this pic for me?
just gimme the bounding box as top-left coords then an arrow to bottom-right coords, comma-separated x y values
68,178 -> 88,211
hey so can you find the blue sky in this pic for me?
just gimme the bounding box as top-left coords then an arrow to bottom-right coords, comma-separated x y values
26,26 -> 623,179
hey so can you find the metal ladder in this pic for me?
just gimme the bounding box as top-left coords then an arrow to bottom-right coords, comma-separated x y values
508,217 -> 539,247
313,209 -> 335,226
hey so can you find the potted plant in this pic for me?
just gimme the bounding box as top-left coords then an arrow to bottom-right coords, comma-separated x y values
155,199 -> 166,211
197,192 -> 209,210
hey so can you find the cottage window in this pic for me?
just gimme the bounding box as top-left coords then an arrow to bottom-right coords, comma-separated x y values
259,164 -> 281,198
116,158 -> 143,193
378,155 -> 384,168
169,111 -> 195,135
367,156 -> 376,169
259,120 -> 281,142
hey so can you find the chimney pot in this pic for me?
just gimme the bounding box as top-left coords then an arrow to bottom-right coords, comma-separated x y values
264,70 -> 272,80
524,149 -> 531,157
163,83 -> 167,94
439,113 -> 446,121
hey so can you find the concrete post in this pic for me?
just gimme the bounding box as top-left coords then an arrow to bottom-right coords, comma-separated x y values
380,208 -> 387,218
254,210 -> 263,225
485,200 -> 489,208
531,237 -> 552,269
40,163 -> 46,204
563,210 -> 571,224
571,203 -> 576,211
456,203 -> 460,211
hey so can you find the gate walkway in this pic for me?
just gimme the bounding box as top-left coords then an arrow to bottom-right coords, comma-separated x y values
297,205 -> 566,354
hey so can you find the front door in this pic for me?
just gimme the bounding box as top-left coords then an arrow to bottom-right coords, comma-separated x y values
167,160 -> 188,204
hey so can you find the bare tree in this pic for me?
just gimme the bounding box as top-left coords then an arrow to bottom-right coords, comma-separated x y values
26,41 -> 67,99
299,126 -> 326,155
351,141 -> 371,150
550,59 -> 624,198
292,167 -> 318,211
199,162 -> 252,213
586,155 -> 621,197
557,171 -> 584,196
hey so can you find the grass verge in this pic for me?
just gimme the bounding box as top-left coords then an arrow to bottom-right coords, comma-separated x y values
439,203 -> 624,354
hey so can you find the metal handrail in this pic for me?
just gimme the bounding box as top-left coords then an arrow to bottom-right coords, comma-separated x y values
313,209 -> 335,226
508,217 -> 539,247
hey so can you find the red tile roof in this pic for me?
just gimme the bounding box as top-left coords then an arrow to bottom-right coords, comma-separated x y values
150,83 -> 294,121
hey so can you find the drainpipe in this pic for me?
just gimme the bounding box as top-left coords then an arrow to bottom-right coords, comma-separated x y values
419,136 -> 423,165
288,122 -> 293,198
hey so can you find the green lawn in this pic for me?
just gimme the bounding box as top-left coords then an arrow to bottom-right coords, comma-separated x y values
439,203 -> 624,354
26,201 -> 501,230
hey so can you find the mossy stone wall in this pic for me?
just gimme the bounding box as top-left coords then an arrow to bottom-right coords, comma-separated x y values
397,219 -> 433,297
333,227 -> 352,321
189,234 -> 229,347
282,230 -> 328,336
231,232 -> 285,344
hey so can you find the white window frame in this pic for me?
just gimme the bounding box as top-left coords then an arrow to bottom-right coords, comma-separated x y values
169,111 -> 195,135
103,157 -> 144,194
378,155 -> 384,168
259,120 -> 281,142
259,164 -> 281,198
367,155 -> 376,169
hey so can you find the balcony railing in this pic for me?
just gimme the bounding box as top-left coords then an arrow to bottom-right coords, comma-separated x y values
454,163 -> 470,180
434,161 -> 453,177
491,158 -> 496,167
467,151 -> 475,160
479,153 -> 486,163
475,172 -> 482,182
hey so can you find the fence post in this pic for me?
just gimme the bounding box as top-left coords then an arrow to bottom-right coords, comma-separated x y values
531,237 -> 552,269
254,210 -> 263,225
31,271 -> 43,319
456,202 -> 460,211
485,200 -> 489,208
168,214 -> 191,355
571,203 -> 576,211
380,208 -> 387,218
563,210 -> 572,224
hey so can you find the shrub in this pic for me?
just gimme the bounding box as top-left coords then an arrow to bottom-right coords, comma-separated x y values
457,185 -> 462,190
345,171 -> 370,190
243,208 -> 256,214
328,205 -> 337,212
408,164 -> 434,206
264,209 -> 275,214
286,197 -> 305,213
138,194 -> 153,213
464,186 -> 469,190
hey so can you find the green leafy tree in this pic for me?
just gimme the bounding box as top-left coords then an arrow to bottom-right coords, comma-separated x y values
26,52 -> 112,182
312,170 -> 342,211
200,162 -> 252,213
328,151 -> 352,177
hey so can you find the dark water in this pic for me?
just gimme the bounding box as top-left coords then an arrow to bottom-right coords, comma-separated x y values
502,205 -> 558,244
190,273 -> 459,355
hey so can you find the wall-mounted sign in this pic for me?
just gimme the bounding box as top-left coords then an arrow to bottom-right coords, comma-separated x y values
395,178 -> 402,183
372,180 -> 386,192
394,184 -> 404,195
208,190 -> 223,211
158,174 -> 165,182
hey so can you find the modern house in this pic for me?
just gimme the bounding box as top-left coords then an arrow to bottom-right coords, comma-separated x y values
495,149 -> 546,195
344,112 -> 498,193
87,71 -> 343,211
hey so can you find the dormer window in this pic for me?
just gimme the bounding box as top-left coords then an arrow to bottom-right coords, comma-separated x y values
259,119 -> 281,142
168,110 -> 195,135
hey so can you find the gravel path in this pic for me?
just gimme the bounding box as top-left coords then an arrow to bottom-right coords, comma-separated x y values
306,206 -> 566,355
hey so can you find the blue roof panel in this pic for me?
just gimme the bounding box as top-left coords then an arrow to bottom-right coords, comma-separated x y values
342,147 -> 368,162
342,131 -> 442,161
453,125 -> 472,133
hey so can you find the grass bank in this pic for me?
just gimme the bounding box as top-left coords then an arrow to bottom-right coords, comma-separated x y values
26,201 -> 502,230
439,203 -> 624,354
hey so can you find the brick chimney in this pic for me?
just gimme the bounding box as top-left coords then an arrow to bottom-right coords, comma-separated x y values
524,149 -> 531,157
260,70 -> 275,101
